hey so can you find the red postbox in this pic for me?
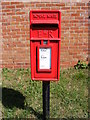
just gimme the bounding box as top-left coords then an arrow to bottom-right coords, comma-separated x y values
30,10 -> 61,81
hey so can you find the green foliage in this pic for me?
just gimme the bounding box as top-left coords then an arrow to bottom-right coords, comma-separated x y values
74,60 -> 88,69
1,68 -> 89,119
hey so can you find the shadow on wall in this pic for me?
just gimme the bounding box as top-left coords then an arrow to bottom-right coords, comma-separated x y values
0,87 -> 25,109
88,1 -> 90,118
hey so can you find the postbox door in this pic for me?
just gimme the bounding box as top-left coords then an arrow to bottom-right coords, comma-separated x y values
30,40 -> 60,80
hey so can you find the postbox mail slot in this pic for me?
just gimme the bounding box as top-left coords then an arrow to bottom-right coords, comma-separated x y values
31,27 -> 59,39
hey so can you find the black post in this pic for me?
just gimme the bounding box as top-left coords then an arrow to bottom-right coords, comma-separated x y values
43,81 -> 50,120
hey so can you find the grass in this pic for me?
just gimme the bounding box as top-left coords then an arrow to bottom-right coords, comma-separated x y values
1,67 -> 89,119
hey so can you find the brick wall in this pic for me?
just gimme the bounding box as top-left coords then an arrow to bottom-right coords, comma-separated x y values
1,0 -> 89,69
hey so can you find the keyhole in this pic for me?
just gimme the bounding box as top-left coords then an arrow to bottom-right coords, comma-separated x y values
43,40 -> 48,45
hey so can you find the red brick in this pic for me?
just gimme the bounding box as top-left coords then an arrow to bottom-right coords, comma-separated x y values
24,3 -> 34,7
41,7 -> 51,10
12,35 -> 21,38
36,3 -> 45,7
71,6 -> 80,10
76,2 -> 85,6
11,21 -> 20,25
16,11 -> 25,15
71,13 -> 80,17
6,5 -> 15,9
61,6 -> 71,10
50,7 -> 61,10
16,4 -> 24,8
17,31 -> 25,35
7,11 -> 15,15
12,15 -> 20,19
11,2 -> 22,5
2,9 -> 11,12
1,2 -> 10,5
55,3 -> 65,6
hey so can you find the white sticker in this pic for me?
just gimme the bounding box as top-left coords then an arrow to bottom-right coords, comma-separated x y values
39,48 -> 51,69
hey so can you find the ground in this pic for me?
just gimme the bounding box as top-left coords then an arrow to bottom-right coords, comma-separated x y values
0,67 -> 89,119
